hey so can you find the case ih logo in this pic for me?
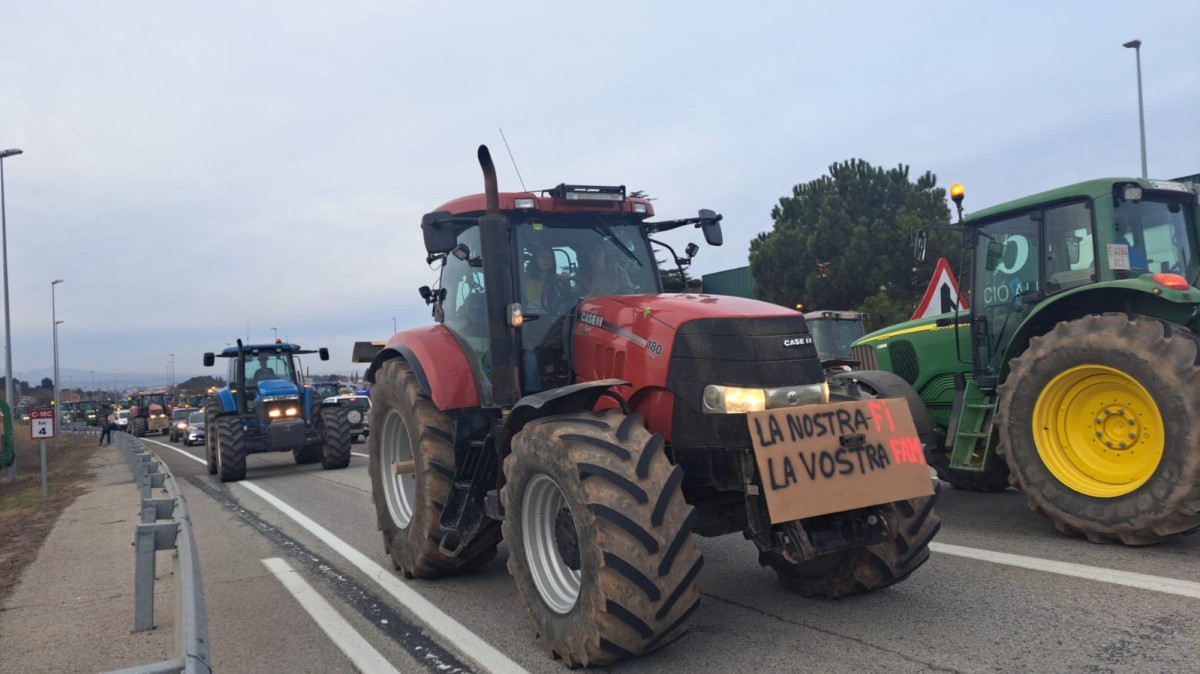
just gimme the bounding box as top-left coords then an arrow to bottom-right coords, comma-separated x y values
783,336 -> 813,347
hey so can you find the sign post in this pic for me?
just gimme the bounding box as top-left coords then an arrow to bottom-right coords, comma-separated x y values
31,407 -> 55,497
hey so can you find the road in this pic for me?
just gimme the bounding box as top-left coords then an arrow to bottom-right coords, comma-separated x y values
138,434 -> 1200,673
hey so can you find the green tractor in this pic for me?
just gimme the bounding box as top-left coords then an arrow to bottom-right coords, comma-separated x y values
852,178 -> 1200,545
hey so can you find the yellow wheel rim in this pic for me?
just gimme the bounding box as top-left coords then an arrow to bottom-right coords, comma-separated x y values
1033,365 -> 1164,498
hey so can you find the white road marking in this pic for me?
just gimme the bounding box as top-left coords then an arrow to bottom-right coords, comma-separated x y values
149,439 -> 529,674
262,557 -> 403,674
352,451 -> 369,457
931,542 -> 1200,599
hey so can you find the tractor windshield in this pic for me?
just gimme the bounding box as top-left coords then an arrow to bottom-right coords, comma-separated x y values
1113,196 -> 1196,280
514,216 -> 659,314
243,351 -> 295,383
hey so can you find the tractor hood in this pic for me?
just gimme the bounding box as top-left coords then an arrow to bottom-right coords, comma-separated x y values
578,293 -> 799,331
256,378 -> 300,398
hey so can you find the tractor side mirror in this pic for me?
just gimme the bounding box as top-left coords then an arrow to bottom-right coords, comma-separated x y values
319,348 -> 330,361
203,353 -> 214,367
913,229 -> 928,262
985,240 -> 1004,272
421,211 -> 458,254
698,209 -> 723,246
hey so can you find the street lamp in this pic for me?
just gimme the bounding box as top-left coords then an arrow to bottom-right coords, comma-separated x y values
51,279 -> 63,435
90,370 -> 95,397
391,317 -> 397,334
1,148 -> 23,415
1123,39 -> 1148,179
271,326 -> 278,341
168,353 -> 175,397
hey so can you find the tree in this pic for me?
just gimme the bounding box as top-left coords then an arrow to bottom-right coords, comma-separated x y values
749,159 -> 959,331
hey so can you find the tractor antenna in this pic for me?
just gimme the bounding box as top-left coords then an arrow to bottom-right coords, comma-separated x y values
499,128 -> 527,191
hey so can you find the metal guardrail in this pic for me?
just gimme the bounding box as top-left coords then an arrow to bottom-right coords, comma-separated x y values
107,432 -> 213,674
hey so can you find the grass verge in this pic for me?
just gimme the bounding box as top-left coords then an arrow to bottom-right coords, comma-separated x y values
0,428 -> 99,607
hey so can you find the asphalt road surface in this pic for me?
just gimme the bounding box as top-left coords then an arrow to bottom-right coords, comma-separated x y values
139,434 -> 1199,673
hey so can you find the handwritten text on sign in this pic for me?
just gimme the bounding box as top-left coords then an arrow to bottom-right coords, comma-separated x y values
747,398 -> 934,523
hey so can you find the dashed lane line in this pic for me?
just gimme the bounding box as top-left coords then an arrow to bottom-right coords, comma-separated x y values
262,557 -> 403,674
150,439 -> 531,674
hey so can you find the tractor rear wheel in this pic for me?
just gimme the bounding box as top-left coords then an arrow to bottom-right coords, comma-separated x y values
215,415 -> 247,483
368,359 -> 500,578
319,407 -> 351,470
204,400 -> 219,475
996,313 -> 1200,544
501,410 -> 702,667
760,486 -> 941,597
131,417 -> 147,438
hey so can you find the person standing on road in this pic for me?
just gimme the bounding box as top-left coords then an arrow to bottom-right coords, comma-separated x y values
98,410 -> 114,445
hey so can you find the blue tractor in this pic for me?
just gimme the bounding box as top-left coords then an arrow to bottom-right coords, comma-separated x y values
202,340 -> 352,482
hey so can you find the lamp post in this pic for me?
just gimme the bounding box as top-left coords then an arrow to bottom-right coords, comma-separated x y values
1,148 -> 23,418
51,279 -> 63,440
1123,39 -> 1148,179
168,353 -> 175,398
90,370 -> 95,398
270,326 -> 278,342
391,317 -> 397,334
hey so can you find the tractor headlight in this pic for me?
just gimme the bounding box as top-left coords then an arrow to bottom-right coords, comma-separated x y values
701,382 -> 830,414
703,386 -> 767,414
267,407 -> 300,418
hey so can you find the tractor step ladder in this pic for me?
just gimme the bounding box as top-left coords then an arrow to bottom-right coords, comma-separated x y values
948,379 -> 996,471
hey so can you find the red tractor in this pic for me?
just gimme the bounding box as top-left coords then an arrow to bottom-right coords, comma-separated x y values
360,147 -> 941,666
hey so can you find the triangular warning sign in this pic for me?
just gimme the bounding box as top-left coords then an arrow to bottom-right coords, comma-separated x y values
912,258 -> 968,320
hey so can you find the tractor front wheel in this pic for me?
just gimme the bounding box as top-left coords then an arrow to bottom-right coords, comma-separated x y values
760,487 -> 940,597
368,359 -> 500,577
502,410 -> 702,667
832,370 -> 1010,492
319,407 -> 351,470
996,313 -> 1200,544
215,415 -> 247,483
131,417 -> 147,438
203,400 -> 219,475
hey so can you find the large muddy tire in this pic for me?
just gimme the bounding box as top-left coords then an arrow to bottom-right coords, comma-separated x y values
215,415 -> 247,483
996,313 -> 1200,545
502,409 -> 702,667
368,359 -> 501,577
760,485 -> 941,597
319,407 -> 352,470
204,400 -> 219,475
131,417 -> 147,438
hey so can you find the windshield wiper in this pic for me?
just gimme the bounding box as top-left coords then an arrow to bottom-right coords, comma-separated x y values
591,220 -> 643,267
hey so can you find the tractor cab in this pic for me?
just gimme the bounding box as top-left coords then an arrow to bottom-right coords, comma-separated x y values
417,171 -> 722,407
962,178 -> 1198,384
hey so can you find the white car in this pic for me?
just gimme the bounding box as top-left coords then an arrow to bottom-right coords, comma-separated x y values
113,410 -> 130,430
323,395 -> 371,442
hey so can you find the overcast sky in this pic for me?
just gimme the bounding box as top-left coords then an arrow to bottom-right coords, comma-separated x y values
2,1 -> 1197,386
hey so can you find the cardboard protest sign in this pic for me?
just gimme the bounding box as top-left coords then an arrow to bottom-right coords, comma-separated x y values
746,398 -> 934,523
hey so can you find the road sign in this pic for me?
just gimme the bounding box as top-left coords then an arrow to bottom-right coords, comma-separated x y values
912,257 -> 969,320
30,407 -> 56,440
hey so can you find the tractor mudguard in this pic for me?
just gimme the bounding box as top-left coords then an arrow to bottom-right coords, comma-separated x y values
366,325 -> 481,411
216,389 -> 237,413
496,378 -> 629,459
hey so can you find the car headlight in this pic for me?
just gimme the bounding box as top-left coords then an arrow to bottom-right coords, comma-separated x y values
701,382 -> 829,414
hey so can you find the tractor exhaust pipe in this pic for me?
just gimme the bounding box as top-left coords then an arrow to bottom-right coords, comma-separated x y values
478,145 -> 499,214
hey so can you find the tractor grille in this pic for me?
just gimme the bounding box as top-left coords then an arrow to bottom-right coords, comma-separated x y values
667,315 -> 823,449
890,339 -> 920,384
852,344 -> 878,370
